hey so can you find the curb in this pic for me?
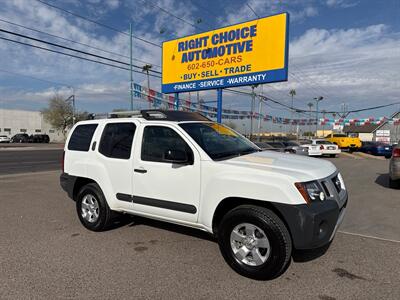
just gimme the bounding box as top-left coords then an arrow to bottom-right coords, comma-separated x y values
0,170 -> 60,179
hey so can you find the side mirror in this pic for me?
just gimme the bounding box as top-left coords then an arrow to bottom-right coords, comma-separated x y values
163,149 -> 190,164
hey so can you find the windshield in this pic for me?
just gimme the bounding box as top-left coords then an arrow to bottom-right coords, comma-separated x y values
179,122 -> 259,160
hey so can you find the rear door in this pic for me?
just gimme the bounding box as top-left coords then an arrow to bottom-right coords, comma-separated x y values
87,120 -> 138,211
131,124 -> 201,223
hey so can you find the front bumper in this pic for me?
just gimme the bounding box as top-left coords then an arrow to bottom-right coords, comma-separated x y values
272,172 -> 348,250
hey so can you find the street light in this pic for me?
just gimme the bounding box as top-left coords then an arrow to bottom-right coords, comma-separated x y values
314,96 -> 324,137
65,94 -> 75,125
142,64 -> 152,109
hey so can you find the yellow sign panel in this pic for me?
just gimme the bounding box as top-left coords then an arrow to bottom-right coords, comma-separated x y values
162,13 -> 289,93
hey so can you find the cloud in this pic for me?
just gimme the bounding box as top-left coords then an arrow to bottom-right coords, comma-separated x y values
326,0 -> 359,8
267,24 -> 400,114
221,0 -> 319,26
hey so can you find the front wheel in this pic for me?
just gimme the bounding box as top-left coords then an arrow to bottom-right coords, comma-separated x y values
217,205 -> 292,280
76,183 -> 116,231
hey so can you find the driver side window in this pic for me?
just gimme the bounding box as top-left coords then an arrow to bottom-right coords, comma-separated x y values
141,126 -> 193,163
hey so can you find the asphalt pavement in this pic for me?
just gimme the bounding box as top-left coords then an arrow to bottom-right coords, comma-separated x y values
0,148 -> 63,175
0,154 -> 399,299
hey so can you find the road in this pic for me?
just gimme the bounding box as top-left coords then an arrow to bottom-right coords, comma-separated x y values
0,149 -> 63,175
0,154 -> 399,299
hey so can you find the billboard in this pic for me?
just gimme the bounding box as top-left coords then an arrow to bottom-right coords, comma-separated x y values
161,13 -> 289,94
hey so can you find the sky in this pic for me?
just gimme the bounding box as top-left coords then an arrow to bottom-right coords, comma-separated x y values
0,0 -> 399,129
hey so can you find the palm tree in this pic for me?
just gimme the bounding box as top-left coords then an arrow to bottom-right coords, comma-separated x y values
289,89 -> 296,133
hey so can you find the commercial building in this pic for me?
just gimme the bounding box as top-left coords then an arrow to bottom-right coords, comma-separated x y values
343,111 -> 400,144
0,109 -> 63,142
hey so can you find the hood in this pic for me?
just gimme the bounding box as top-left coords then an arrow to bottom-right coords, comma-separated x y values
220,150 -> 337,182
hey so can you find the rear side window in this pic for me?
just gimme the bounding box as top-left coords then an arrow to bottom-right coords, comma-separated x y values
141,126 -> 192,163
68,124 -> 98,151
99,123 -> 136,159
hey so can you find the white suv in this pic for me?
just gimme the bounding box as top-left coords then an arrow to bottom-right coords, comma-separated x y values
60,110 -> 347,280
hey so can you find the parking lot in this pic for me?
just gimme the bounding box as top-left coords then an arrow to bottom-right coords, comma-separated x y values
1,150 -> 399,299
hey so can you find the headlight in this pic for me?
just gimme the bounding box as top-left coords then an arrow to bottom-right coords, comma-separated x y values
295,181 -> 326,204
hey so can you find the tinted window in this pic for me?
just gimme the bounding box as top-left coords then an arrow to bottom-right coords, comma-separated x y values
141,126 -> 192,163
179,123 -> 258,160
68,124 -> 98,151
99,123 -> 136,159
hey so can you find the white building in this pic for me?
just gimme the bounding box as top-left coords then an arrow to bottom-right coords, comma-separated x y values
0,109 -> 63,142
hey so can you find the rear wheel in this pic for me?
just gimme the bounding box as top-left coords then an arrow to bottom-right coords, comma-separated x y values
76,183 -> 116,231
217,205 -> 292,280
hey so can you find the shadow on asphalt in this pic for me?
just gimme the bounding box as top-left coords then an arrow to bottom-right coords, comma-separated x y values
125,215 -> 216,242
292,242 -> 332,263
374,173 -> 400,189
109,214 -> 334,264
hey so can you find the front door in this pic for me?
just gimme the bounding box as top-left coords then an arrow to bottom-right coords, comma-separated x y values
132,124 -> 201,223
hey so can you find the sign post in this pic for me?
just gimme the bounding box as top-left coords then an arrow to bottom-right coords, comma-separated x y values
217,88 -> 223,123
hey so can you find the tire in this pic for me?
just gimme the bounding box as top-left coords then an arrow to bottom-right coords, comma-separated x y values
76,183 -> 116,231
389,178 -> 400,189
217,205 -> 292,280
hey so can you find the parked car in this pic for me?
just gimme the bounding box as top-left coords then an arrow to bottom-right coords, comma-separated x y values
389,144 -> 400,188
298,140 -> 323,157
10,133 -> 29,143
281,141 -> 309,156
0,135 -> 11,143
254,142 -> 275,151
325,133 -> 361,152
304,139 -> 341,157
60,110 -> 348,280
359,141 -> 392,158
27,134 -> 50,143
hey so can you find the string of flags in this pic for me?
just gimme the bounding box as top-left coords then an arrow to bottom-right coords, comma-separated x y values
133,83 -> 400,126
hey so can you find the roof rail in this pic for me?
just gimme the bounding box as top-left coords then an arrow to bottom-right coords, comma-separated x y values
140,110 -> 210,121
109,111 -> 142,118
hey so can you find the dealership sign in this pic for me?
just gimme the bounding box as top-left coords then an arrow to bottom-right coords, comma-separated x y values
161,13 -> 289,93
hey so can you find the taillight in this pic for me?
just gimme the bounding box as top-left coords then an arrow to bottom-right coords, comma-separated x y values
61,151 -> 65,173
393,148 -> 400,158
320,145 -> 324,150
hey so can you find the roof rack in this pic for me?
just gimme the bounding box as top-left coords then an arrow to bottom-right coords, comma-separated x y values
140,110 -> 210,122
88,110 -> 211,122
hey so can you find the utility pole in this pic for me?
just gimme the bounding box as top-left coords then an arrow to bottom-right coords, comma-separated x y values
129,23 -> 133,111
142,64 -> 152,109
289,89 -> 296,134
307,102 -> 314,138
250,84 -> 257,141
314,96 -> 324,137
257,97 -> 263,142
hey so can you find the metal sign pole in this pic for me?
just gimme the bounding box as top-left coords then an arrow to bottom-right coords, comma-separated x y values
217,88 -> 223,124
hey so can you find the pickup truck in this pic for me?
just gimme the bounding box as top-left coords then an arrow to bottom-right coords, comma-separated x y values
60,110 -> 347,280
325,133 -> 361,152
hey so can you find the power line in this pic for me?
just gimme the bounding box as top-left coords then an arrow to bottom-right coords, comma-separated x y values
0,68 -> 71,87
0,28 -> 162,75
35,0 -> 162,48
0,36 -> 162,79
0,18 -> 161,68
138,0 -> 207,32
246,3 -> 260,18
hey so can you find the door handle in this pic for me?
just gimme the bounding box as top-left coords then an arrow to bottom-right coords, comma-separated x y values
134,168 -> 147,174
